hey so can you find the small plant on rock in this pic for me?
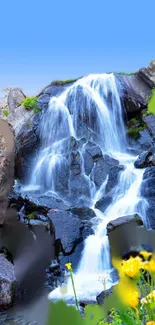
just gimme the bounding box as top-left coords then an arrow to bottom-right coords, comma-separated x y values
22,96 -> 40,114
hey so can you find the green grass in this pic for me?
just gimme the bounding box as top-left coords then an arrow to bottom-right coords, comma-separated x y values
147,88 -> 155,114
22,96 -> 40,114
3,108 -> 11,117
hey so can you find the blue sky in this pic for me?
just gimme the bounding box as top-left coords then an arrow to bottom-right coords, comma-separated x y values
0,0 -> 155,96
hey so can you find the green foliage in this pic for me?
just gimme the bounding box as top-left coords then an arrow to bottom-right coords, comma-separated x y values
51,78 -> 79,86
27,211 -> 35,219
3,108 -> 11,117
127,117 -> 141,127
107,72 -> 136,76
147,88 -> 155,114
127,126 -> 145,139
22,96 -> 40,114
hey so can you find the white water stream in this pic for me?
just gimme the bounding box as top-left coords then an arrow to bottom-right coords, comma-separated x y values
22,74 -> 148,301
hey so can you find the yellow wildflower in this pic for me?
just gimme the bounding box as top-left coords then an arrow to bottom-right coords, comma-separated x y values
122,256 -> 141,278
140,250 -> 152,260
146,322 -> 155,325
148,260 -> 155,272
114,276 -> 140,308
65,262 -> 72,271
125,290 -> 139,308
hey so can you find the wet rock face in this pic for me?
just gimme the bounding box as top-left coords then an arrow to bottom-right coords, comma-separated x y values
0,254 -> 16,310
134,148 -> 155,168
141,166 -> 155,229
47,209 -> 83,254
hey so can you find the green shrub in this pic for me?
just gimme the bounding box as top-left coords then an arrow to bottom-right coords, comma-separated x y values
3,108 -> 11,117
27,211 -> 35,219
127,126 -> 145,139
22,96 -> 40,114
51,78 -> 79,86
147,88 -> 155,114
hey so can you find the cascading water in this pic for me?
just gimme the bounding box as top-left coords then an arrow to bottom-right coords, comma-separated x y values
22,74 -> 148,301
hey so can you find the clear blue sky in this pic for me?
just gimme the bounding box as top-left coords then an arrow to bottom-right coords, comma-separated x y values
0,0 -> 155,96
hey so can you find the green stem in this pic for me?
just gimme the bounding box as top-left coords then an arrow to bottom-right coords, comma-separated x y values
70,271 -> 79,311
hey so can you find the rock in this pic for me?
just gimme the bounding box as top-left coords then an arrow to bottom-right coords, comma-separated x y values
15,125 -> 39,181
141,167 -> 155,229
0,254 -> 16,310
37,94 -> 50,111
6,88 -> 25,113
137,128 -> 154,151
91,155 -> 119,188
134,150 -> 154,168
96,287 -> 113,305
138,60 -> 155,88
107,214 -> 143,234
7,106 -> 34,136
143,115 -> 155,138
105,165 -> 124,193
68,207 -> 95,220
47,210 -> 83,254
0,313 -> 37,324
0,118 -> 14,224
116,74 -> 151,118
95,194 -> 112,212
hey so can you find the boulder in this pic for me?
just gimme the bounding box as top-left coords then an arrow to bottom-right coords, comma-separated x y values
15,124 -> 39,181
143,115 -> 155,138
47,210 -> 83,254
95,194 -> 112,213
0,254 -> 16,310
7,88 -> 25,112
105,165 -> 124,193
116,74 -> 151,118
138,59 -> 155,88
96,287 -> 113,305
140,167 -> 155,229
134,149 -> 155,168
107,214 -> 143,234
91,155 -> 119,188
137,128 -> 154,151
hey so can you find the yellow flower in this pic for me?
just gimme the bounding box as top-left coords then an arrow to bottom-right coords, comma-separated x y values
122,257 -> 141,278
114,276 -> 140,308
140,250 -> 152,260
125,290 -> 139,308
146,321 -> 155,325
148,260 -> 155,272
65,262 -> 72,271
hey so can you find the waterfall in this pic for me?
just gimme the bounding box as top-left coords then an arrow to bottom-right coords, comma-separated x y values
21,74 -> 148,301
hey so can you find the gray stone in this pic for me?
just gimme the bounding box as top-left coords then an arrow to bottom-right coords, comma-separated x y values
137,128 -> 154,150
105,165 -> 124,193
48,210 -> 82,254
143,115 -> 155,138
134,150 -> 153,168
91,155 -> 119,188
7,88 -> 25,113
37,94 -> 50,111
138,59 -> 155,88
107,214 -> 143,234
96,287 -> 113,305
0,254 -> 16,310
95,194 -> 112,212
